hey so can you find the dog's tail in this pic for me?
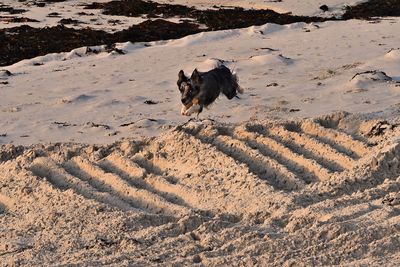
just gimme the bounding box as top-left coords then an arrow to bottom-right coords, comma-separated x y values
212,58 -> 226,68
232,71 -> 244,94
228,63 -> 244,95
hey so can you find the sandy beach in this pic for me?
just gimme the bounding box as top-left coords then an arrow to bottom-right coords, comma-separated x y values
1,0 -> 400,265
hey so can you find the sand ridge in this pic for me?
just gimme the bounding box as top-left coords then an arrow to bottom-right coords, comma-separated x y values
0,113 -> 399,265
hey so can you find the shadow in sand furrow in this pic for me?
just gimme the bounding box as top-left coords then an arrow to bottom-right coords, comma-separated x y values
247,124 -> 346,173
272,125 -> 354,170
130,153 -> 213,209
301,132 -> 361,160
299,121 -> 369,160
99,154 -> 192,208
63,156 -> 190,215
294,144 -> 400,207
295,177 -> 400,208
128,135 -> 284,214
183,127 -> 305,191
282,123 -> 356,168
0,201 -> 7,214
224,125 -> 326,184
323,204 -> 383,226
30,157 -> 135,211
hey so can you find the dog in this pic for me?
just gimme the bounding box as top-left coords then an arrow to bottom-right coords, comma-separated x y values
177,65 -> 243,116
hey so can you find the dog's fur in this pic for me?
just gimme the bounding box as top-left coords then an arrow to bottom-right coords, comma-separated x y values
177,65 -> 243,116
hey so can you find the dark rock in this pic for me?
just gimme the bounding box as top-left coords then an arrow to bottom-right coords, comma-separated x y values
86,122 -> 111,130
0,20 -> 201,66
52,121 -> 77,127
47,12 -> 61,17
144,100 -> 158,105
43,0 -> 67,2
366,121 -> 396,137
343,0 -> 400,19
34,3 -> 46,7
0,70 -> 12,76
0,5 -> 26,14
0,145 -> 24,162
266,82 -> 279,87
84,0 -> 193,18
350,70 -> 392,81
193,255 -> 202,263
76,12 -> 95,16
0,16 -> 39,23
85,0 -> 330,31
320,5 -> 329,12
59,18 -> 83,25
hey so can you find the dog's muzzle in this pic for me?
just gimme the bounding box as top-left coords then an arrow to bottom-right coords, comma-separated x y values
181,97 -> 191,105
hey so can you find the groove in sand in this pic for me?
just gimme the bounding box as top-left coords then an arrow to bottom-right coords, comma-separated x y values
65,156 -> 190,215
300,120 -> 369,159
100,153 -> 192,207
30,157 -> 135,211
269,125 -> 355,171
194,130 -> 306,190
231,125 -> 331,182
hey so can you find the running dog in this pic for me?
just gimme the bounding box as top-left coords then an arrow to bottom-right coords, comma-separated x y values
177,65 -> 243,116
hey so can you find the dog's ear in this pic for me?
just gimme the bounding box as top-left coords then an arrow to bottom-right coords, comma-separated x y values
191,69 -> 202,84
177,70 -> 187,85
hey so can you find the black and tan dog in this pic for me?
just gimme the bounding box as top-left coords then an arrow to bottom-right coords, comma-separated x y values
177,65 -> 243,116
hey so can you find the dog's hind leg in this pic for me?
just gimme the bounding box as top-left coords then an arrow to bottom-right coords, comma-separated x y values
196,105 -> 203,118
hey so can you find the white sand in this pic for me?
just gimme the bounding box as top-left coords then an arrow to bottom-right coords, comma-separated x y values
1,114 -> 400,265
1,18 -> 400,145
1,1 -> 400,265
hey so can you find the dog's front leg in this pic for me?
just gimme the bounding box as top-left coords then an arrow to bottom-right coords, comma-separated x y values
183,98 -> 201,116
185,104 -> 201,116
181,105 -> 188,115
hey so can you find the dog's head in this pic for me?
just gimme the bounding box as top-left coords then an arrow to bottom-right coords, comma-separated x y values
177,69 -> 202,106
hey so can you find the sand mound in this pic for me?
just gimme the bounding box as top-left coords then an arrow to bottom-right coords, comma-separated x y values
0,113 -> 399,265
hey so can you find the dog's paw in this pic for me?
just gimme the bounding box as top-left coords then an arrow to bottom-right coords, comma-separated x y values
181,106 -> 192,116
181,105 -> 187,115
181,102 -> 195,116
185,104 -> 201,116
